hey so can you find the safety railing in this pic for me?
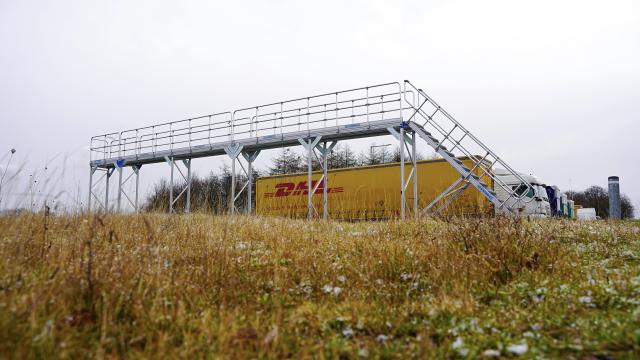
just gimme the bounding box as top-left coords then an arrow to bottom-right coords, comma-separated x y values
90,82 -> 403,163
403,80 -> 534,208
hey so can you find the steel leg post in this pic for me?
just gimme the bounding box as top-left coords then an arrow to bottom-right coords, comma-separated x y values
241,151 -> 260,214
105,168 -> 114,213
412,131 -> 418,218
247,158 -> 252,214
134,165 -> 140,213
322,142 -> 328,220
223,144 -> 243,215
88,166 -> 95,212
183,159 -> 191,214
170,158 -> 175,213
307,140 -> 312,220
117,167 -> 123,212
231,156 -> 236,213
400,127 -> 406,219
298,137 -> 321,220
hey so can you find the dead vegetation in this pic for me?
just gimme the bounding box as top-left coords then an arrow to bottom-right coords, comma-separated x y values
0,214 -> 638,358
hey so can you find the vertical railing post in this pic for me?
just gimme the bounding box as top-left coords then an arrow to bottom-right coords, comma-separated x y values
366,87 -> 370,125
306,98 -> 310,133
335,93 -> 339,127
208,115 -> 212,149
255,107 -> 259,138
152,125 -> 156,156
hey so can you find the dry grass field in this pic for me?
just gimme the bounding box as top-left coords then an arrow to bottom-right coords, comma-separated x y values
0,214 -> 639,358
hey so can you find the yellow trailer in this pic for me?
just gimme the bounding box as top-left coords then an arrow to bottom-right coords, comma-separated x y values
256,157 -> 493,220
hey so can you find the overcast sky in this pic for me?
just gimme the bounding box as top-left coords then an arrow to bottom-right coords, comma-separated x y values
1,0 -> 639,214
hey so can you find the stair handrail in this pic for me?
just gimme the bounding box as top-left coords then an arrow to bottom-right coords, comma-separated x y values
403,80 -> 535,206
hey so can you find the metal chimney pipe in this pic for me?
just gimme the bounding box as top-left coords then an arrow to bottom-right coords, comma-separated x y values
608,176 -> 621,220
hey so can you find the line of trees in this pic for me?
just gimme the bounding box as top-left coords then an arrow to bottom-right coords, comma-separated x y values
146,144 -> 421,212
566,185 -> 635,219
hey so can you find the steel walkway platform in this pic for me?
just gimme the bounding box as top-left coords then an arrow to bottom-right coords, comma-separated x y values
88,80 -> 534,218
90,118 -> 401,168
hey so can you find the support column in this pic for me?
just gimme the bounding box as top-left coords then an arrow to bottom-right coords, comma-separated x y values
223,144 -> 243,214
88,166 -> 96,212
399,126 -> 406,220
322,142 -> 329,220
298,136 -> 322,220
412,131 -> 418,217
105,167 -> 114,213
183,159 -> 191,214
169,157 -> 174,213
314,140 -> 337,220
133,165 -> 141,213
241,150 -> 261,214
164,156 -> 192,214
307,141 -> 312,220
117,166 -> 124,212
113,164 -> 142,213
388,124 -> 416,220
88,167 -> 109,213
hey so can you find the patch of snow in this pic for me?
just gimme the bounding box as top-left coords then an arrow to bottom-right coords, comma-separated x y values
376,334 -> 388,343
342,327 -> 354,338
482,349 -> 500,357
507,341 -> 528,355
578,296 -> 592,304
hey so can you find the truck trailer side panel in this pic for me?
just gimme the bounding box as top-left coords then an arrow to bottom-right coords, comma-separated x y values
256,158 -> 493,220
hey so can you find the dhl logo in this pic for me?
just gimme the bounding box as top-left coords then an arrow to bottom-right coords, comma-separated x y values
264,181 -> 344,198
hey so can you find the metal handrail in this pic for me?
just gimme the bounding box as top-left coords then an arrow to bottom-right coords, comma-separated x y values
90,82 -> 403,163
403,80 -> 534,206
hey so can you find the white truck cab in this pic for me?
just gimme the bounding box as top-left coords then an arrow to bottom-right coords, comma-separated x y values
493,169 -> 551,218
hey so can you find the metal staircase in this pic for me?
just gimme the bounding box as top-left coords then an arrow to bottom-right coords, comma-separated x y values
89,80 -> 534,217
402,80 -> 534,214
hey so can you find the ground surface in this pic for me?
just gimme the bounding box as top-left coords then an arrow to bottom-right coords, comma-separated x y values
0,214 -> 639,359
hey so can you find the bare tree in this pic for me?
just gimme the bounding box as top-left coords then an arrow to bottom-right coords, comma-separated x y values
566,185 -> 635,219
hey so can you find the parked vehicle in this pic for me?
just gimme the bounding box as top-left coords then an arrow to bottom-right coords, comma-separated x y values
568,200 -> 575,218
560,193 -> 569,217
546,185 -> 561,217
492,169 -> 551,218
577,207 -> 597,220
256,157 -> 550,219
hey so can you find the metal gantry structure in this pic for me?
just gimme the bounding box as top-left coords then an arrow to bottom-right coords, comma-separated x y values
89,80 -> 534,218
